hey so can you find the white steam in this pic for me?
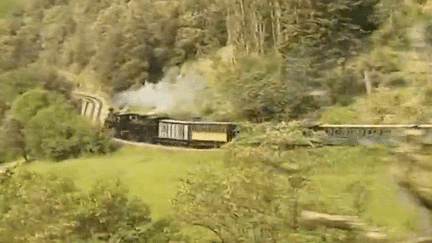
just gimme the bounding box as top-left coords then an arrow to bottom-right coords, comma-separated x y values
112,69 -> 208,117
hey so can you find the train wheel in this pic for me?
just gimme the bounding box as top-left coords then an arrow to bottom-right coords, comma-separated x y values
120,131 -> 128,140
142,135 -> 152,144
127,133 -> 139,142
110,128 -> 119,137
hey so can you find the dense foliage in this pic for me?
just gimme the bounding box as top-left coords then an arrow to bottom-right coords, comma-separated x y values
0,170 -> 176,243
0,88 -> 112,162
211,54 -> 321,121
320,87 -> 432,124
172,123 -> 401,242
0,0 -> 431,242
0,0 -> 382,95
173,165 -> 294,243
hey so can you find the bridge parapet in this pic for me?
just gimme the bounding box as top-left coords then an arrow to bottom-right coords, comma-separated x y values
72,92 -> 107,127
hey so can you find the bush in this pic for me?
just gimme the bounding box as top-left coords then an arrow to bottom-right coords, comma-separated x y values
0,68 -> 40,104
213,53 -> 320,122
423,86 -> 432,105
25,102 -> 112,161
372,1 -> 411,50
8,88 -> 113,161
383,73 -> 408,88
0,118 -> 28,162
0,170 -> 172,243
425,21 -> 432,45
320,106 -> 360,124
325,70 -> 363,106
321,87 -> 432,124
10,88 -> 58,125
72,179 -> 152,240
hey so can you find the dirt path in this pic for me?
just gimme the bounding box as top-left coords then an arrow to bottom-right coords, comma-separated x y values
0,160 -> 23,173
388,165 -> 432,239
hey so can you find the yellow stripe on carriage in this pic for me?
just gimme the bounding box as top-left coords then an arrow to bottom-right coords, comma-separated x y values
191,132 -> 227,142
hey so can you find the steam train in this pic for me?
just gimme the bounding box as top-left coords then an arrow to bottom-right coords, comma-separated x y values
104,110 -> 239,148
103,107 -> 432,148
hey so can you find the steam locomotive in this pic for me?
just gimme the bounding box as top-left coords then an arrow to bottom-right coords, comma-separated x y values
104,109 -> 239,148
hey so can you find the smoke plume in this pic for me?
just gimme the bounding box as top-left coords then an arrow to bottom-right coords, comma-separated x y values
112,68 -> 208,118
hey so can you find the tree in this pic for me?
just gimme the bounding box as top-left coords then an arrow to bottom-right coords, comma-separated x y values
0,119 -> 28,162
212,53 -> 319,122
25,102 -> 112,161
173,165 -> 295,243
0,170 -> 165,243
0,99 -> 10,125
9,88 -> 112,161
185,0 -> 380,60
10,88 -> 57,125
71,178 -> 152,240
173,123 -> 325,241
0,68 -> 40,104
0,170 -> 78,243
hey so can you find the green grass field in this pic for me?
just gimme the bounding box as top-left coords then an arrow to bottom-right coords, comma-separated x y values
0,0 -> 23,18
18,144 -> 420,240
300,146 -> 420,240
20,145 -> 224,219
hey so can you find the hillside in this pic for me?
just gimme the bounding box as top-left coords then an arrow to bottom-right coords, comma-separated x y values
0,0 -> 383,120
17,142 -> 426,242
3,0 -> 432,242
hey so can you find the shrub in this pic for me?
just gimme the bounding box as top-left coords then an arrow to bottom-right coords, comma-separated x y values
10,88 -> 58,125
0,68 -> 40,104
383,73 -> 408,88
0,118 -> 28,162
9,88 -> 113,162
213,53 -> 320,122
325,70 -> 363,106
425,21 -> 432,45
25,102 -> 112,161
0,170 -> 170,242
423,86 -> 432,105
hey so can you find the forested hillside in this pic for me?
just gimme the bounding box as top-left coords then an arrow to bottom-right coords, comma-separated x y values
2,0 -> 432,242
0,0 -> 384,118
1,0 -> 431,122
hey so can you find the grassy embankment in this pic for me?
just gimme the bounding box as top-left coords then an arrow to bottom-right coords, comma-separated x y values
19,144 -> 420,240
301,146 -> 420,240
0,0 -> 23,18
21,145 -> 225,219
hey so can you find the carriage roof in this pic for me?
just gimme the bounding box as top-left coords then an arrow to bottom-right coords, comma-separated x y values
159,119 -> 235,125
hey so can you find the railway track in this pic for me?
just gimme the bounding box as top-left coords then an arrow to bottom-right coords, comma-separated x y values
112,138 -> 221,152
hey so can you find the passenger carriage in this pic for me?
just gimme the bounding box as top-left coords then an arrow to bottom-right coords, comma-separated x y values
158,120 -> 237,148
